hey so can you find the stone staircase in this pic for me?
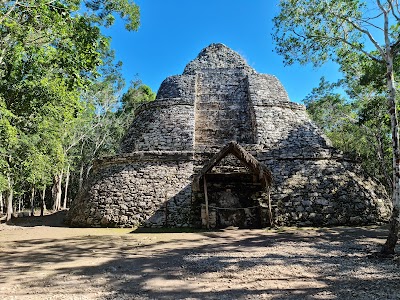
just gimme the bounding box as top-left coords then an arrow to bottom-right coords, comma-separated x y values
194,69 -> 255,146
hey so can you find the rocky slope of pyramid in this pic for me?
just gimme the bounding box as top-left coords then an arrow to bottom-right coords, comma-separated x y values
66,44 -> 391,228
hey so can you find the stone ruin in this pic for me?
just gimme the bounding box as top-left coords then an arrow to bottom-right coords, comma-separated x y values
66,43 -> 391,228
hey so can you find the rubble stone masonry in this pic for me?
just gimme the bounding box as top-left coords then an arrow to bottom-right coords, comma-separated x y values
66,43 -> 391,228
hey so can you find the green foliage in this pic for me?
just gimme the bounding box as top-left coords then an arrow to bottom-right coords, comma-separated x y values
273,0 -> 368,67
0,0 -> 141,208
304,76 -> 392,189
304,78 -> 351,132
63,66 -> 157,199
0,97 -> 18,192
274,1 -> 400,195
121,82 -> 156,114
85,0 -> 140,30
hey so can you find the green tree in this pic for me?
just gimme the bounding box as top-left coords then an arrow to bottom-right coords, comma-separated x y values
0,98 -> 18,220
0,0 -> 140,217
304,77 -> 392,190
70,81 -> 156,196
121,82 -> 156,114
273,0 -> 400,254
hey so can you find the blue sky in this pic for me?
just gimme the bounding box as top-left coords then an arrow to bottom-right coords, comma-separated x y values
103,0 -> 342,103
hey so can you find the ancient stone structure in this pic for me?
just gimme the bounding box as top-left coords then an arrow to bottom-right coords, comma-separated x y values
66,43 -> 391,228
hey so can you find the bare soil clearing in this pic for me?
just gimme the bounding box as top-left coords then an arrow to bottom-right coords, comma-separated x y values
0,213 -> 399,300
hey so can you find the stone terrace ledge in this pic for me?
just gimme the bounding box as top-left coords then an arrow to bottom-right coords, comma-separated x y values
93,151 -> 195,170
133,97 -> 306,116
252,101 -> 306,111
134,98 -> 194,115
195,145 -> 354,162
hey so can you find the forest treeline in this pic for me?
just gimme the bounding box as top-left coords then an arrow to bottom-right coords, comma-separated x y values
0,0 -> 156,220
274,0 -> 400,253
304,73 -> 393,192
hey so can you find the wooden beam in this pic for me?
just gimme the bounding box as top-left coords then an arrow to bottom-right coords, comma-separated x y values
203,175 -> 210,229
267,186 -> 273,227
192,141 -> 272,187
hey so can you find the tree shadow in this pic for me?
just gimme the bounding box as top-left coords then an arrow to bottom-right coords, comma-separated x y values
5,210 -> 68,227
1,227 -> 399,299
257,123 -> 391,227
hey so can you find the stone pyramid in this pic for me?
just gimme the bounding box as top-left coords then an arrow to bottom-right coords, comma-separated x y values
67,43 -> 391,228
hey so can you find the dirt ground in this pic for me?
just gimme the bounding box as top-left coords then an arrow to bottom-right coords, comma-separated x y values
1,212 -> 400,300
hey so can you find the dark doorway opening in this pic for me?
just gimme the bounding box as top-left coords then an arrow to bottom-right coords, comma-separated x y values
192,142 -> 273,229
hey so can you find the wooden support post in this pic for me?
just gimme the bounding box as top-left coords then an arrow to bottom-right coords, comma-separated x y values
267,186 -> 273,227
164,191 -> 168,227
203,176 -> 210,229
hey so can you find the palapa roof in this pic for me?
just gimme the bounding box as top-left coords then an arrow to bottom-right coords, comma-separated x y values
192,141 -> 272,191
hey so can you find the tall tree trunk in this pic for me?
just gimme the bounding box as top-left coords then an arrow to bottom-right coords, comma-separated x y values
58,170 -> 63,210
382,53 -> 400,254
85,164 -> 93,181
63,165 -> 70,209
40,186 -> 46,217
52,177 -> 56,211
18,197 -> 21,213
0,192 -> 3,214
78,142 -> 85,194
375,130 -> 392,190
52,171 -> 63,211
78,162 -> 84,194
6,188 -> 13,222
30,187 -> 35,217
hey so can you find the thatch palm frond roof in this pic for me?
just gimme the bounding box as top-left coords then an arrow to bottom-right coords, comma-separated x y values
192,141 -> 272,191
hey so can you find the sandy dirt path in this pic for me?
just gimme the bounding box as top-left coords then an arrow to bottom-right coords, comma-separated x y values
0,214 -> 399,300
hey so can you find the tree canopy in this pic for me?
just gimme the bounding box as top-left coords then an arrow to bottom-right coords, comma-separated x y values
0,0 -> 152,220
274,0 -> 400,254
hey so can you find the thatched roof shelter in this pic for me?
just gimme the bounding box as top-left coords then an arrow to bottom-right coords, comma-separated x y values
192,141 -> 273,191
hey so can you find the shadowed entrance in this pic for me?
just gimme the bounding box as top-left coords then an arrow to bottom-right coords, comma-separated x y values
192,142 -> 273,229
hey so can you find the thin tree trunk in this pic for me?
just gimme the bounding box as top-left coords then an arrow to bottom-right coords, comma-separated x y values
30,187 -> 35,217
52,171 -> 63,211
18,197 -> 21,213
40,186 -> 46,217
382,52 -> 400,254
375,130 -> 392,190
0,192 -> 3,214
78,142 -> 85,194
63,165 -> 70,209
52,177 -> 57,211
383,207 -> 400,254
13,200 -> 16,217
78,162 -> 84,194
58,170 -> 63,210
85,164 -> 93,181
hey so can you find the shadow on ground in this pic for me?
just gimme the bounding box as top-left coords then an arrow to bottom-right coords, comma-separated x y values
0,225 -> 399,299
5,210 -> 68,227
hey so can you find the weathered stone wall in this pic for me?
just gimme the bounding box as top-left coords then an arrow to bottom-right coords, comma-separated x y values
120,99 -> 194,152
246,72 -> 333,158
156,75 -> 196,101
193,173 -> 267,228
260,157 -> 391,226
191,152 -> 391,227
66,43 -> 391,228
250,93 -> 332,155
248,74 -> 291,104
194,69 -> 254,146
183,43 -> 255,76
66,152 -> 194,227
